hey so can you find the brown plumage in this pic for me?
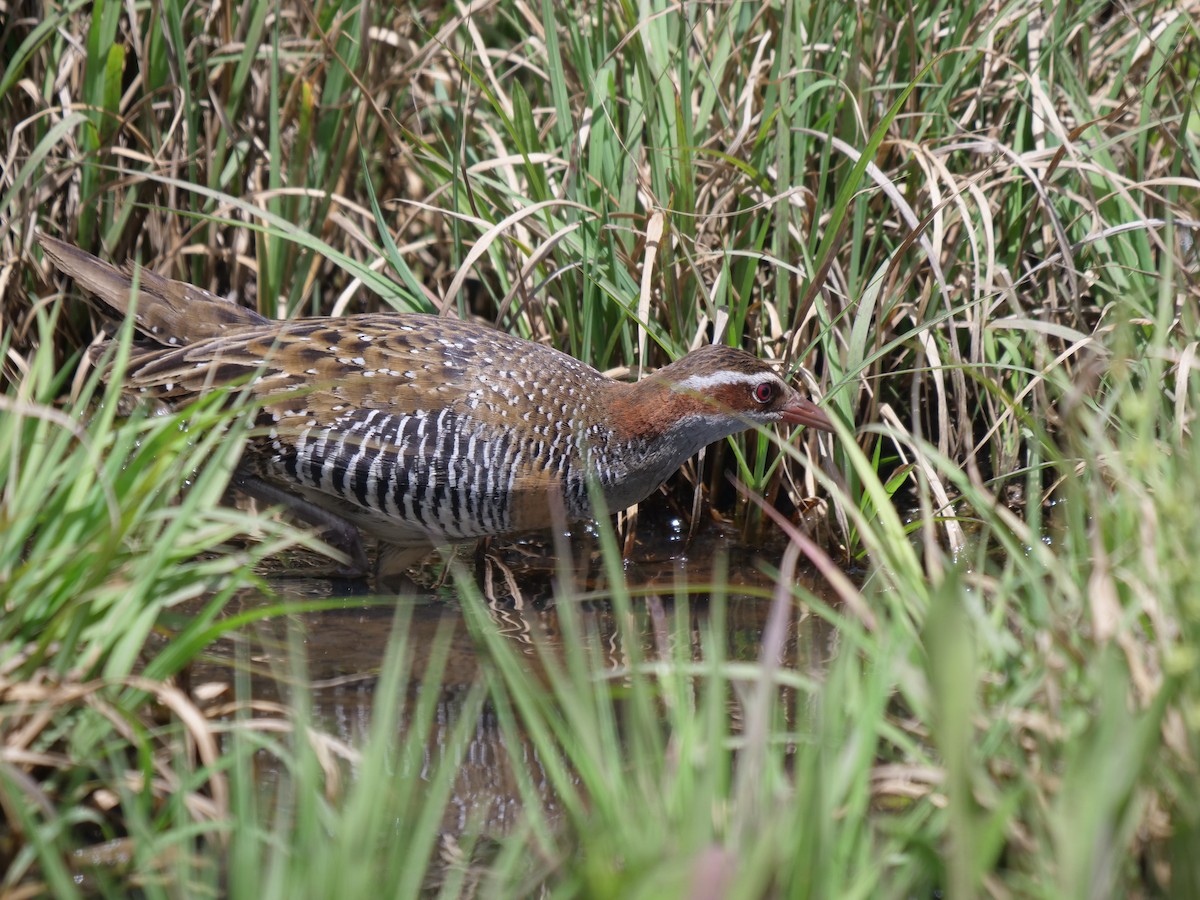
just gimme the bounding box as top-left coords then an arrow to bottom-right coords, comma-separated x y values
38,234 -> 834,582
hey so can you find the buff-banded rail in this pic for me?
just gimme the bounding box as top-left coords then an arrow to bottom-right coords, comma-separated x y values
38,234 -> 834,585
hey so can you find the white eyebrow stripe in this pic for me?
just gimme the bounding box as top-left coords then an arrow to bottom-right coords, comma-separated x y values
673,371 -> 783,392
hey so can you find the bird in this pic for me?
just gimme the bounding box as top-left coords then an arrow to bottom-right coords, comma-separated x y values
37,233 -> 834,585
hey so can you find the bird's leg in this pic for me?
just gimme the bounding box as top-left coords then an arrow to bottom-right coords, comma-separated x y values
375,541 -> 435,594
230,468 -> 370,577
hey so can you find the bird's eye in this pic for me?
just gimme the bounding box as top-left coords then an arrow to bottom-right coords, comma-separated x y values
752,382 -> 775,404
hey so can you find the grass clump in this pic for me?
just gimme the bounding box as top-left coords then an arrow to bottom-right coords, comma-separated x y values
0,316 -> 301,893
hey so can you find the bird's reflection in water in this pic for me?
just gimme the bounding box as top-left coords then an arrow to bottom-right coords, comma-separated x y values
172,526 -> 839,849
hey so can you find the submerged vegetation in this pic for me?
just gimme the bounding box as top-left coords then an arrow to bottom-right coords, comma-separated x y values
2,0 -> 1199,895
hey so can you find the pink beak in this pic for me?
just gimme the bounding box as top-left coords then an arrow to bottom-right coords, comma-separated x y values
780,395 -> 835,432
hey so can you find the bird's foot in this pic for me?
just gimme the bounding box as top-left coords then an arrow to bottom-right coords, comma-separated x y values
374,542 -> 435,594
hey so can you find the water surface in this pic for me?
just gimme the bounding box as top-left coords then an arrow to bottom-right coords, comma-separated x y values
177,525 -> 839,838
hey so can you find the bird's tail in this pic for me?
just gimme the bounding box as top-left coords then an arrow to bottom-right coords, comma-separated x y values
37,233 -> 270,348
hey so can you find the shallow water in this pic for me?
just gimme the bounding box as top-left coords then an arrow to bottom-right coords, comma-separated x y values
176,525 -> 839,838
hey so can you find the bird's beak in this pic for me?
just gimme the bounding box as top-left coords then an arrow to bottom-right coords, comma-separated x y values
780,395 -> 835,432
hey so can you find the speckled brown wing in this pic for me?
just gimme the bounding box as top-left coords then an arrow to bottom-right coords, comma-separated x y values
118,313 -> 595,412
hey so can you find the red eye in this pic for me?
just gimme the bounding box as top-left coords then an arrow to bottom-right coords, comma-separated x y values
753,382 -> 775,404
